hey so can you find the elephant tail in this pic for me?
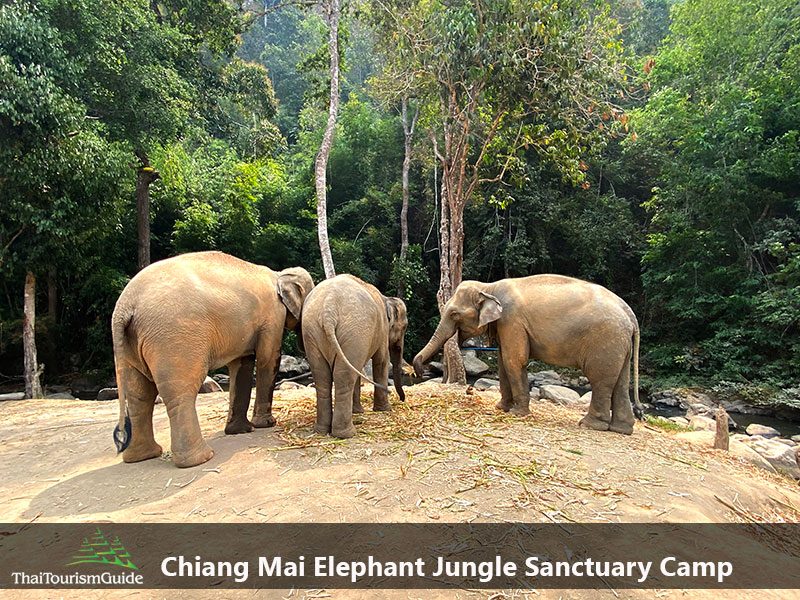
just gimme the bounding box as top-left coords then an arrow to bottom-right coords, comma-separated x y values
323,319 -> 390,394
632,324 -> 643,420
111,304 -> 133,453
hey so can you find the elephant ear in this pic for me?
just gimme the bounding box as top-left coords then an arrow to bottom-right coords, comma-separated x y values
383,297 -> 407,327
278,268 -> 313,321
477,291 -> 503,327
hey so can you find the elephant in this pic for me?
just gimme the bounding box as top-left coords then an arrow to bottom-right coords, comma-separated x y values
111,251 -> 314,467
301,274 -> 408,438
413,275 -> 642,435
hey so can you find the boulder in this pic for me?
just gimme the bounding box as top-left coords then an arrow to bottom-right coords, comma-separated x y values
428,377 -> 443,384
428,361 -> 444,374
0,392 -> 25,401
669,416 -> 690,426
199,376 -> 223,394
212,374 -> 230,386
528,370 -> 563,388
575,391 -> 593,409
650,388 -> 715,412
96,387 -> 119,401
676,431 -> 777,474
689,414 -> 717,432
276,381 -> 304,391
738,437 -> 800,479
530,387 -> 541,401
44,391 -> 76,400
745,423 -> 781,438
774,438 -> 797,448
792,434 -> 800,444
539,384 -> 582,407
720,398 -> 773,416
473,378 -> 500,391
685,403 -> 737,430
462,351 -> 490,377
279,355 -> 310,376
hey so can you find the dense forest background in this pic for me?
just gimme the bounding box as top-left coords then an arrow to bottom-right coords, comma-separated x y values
1,0 -> 798,409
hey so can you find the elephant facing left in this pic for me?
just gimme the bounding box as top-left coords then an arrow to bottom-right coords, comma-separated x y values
111,251 -> 314,468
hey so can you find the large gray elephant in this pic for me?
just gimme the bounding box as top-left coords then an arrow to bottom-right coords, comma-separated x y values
302,275 -> 408,438
413,275 -> 642,435
111,251 -> 314,467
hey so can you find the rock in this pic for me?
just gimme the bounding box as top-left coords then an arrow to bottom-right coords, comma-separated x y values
738,437 -> 800,479
473,378 -> 500,391
539,385 -> 582,407
212,374 -> 230,386
528,370 -> 563,388
279,355 -> 309,376
773,438 -> 797,448
669,416 -> 690,426
686,403 -> 737,430
650,388 -> 715,412
276,381 -> 304,390
0,392 -> 25,401
530,387 -> 541,401
199,376 -> 222,394
428,362 -> 444,374
96,387 -> 119,401
428,377 -> 443,384
462,352 -> 490,377
575,391 -> 592,409
745,423 -> 781,438
676,431 -> 778,474
689,415 -> 717,432
792,434 -> 800,443
44,392 -> 76,400
720,398 -> 773,416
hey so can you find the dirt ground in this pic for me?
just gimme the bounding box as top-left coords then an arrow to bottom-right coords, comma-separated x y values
2,381 -> 800,599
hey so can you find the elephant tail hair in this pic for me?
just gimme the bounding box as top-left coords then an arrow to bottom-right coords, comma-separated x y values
632,325 -> 643,420
323,320 -> 390,394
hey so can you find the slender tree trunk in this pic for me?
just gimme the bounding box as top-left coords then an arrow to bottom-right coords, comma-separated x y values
397,98 -> 419,297
136,154 -> 160,271
23,271 -> 42,399
47,266 -> 57,321
314,0 -> 341,279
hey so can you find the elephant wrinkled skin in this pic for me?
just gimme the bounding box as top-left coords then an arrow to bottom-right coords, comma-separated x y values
413,275 -> 642,435
111,251 -> 314,467
302,275 -> 408,439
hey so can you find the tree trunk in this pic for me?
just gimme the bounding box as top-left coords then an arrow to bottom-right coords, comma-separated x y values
314,0 -> 341,280
397,98 -> 419,298
23,271 -> 42,399
47,266 -> 57,321
136,156 -> 161,271
714,405 -> 729,451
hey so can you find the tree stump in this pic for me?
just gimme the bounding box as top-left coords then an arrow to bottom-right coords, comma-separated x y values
714,405 -> 729,451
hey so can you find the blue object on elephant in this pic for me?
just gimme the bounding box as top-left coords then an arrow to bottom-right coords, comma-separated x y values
113,415 -> 132,453
460,346 -> 499,351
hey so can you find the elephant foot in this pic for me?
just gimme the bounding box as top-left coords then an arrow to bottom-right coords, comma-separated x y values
122,441 -> 163,463
251,413 -> 276,428
224,418 -> 254,435
352,403 -> 365,414
578,414 -> 611,432
331,424 -> 356,439
373,401 -> 391,412
495,401 -> 512,412
609,421 -> 634,435
173,442 -> 214,468
509,402 -> 530,416
313,422 -> 331,435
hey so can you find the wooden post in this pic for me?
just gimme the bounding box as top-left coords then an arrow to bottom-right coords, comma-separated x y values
23,271 -> 43,399
714,405 -> 729,451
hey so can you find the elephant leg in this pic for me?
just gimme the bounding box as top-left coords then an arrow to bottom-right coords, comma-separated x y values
371,348 -> 391,412
352,376 -> 364,414
495,350 -> 514,412
578,371 -> 614,432
118,364 -> 161,463
498,335 -> 530,416
331,363 -> 358,438
251,331 -> 282,428
156,370 -> 214,468
609,352 -> 635,435
308,349 -> 333,435
225,355 -> 255,435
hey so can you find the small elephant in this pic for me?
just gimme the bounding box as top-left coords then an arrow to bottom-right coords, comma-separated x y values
111,251 -> 314,467
302,274 -> 408,438
413,275 -> 642,435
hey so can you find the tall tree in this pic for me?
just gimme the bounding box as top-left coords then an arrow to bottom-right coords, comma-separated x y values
315,0 -> 342,278
374,0 -> 631,381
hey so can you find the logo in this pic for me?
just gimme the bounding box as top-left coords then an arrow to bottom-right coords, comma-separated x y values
65,527 -> 139,570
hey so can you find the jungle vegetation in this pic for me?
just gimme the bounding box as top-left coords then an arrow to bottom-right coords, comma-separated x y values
1,0 -> 798,408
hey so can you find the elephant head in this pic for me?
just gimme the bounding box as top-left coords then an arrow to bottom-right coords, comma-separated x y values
413,281 -> 502,376
383,296 -> 409,402
277,267 -> 314,330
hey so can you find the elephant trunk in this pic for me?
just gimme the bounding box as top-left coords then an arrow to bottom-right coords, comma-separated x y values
391,345 -> 405,402
413,318 -> 457,377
